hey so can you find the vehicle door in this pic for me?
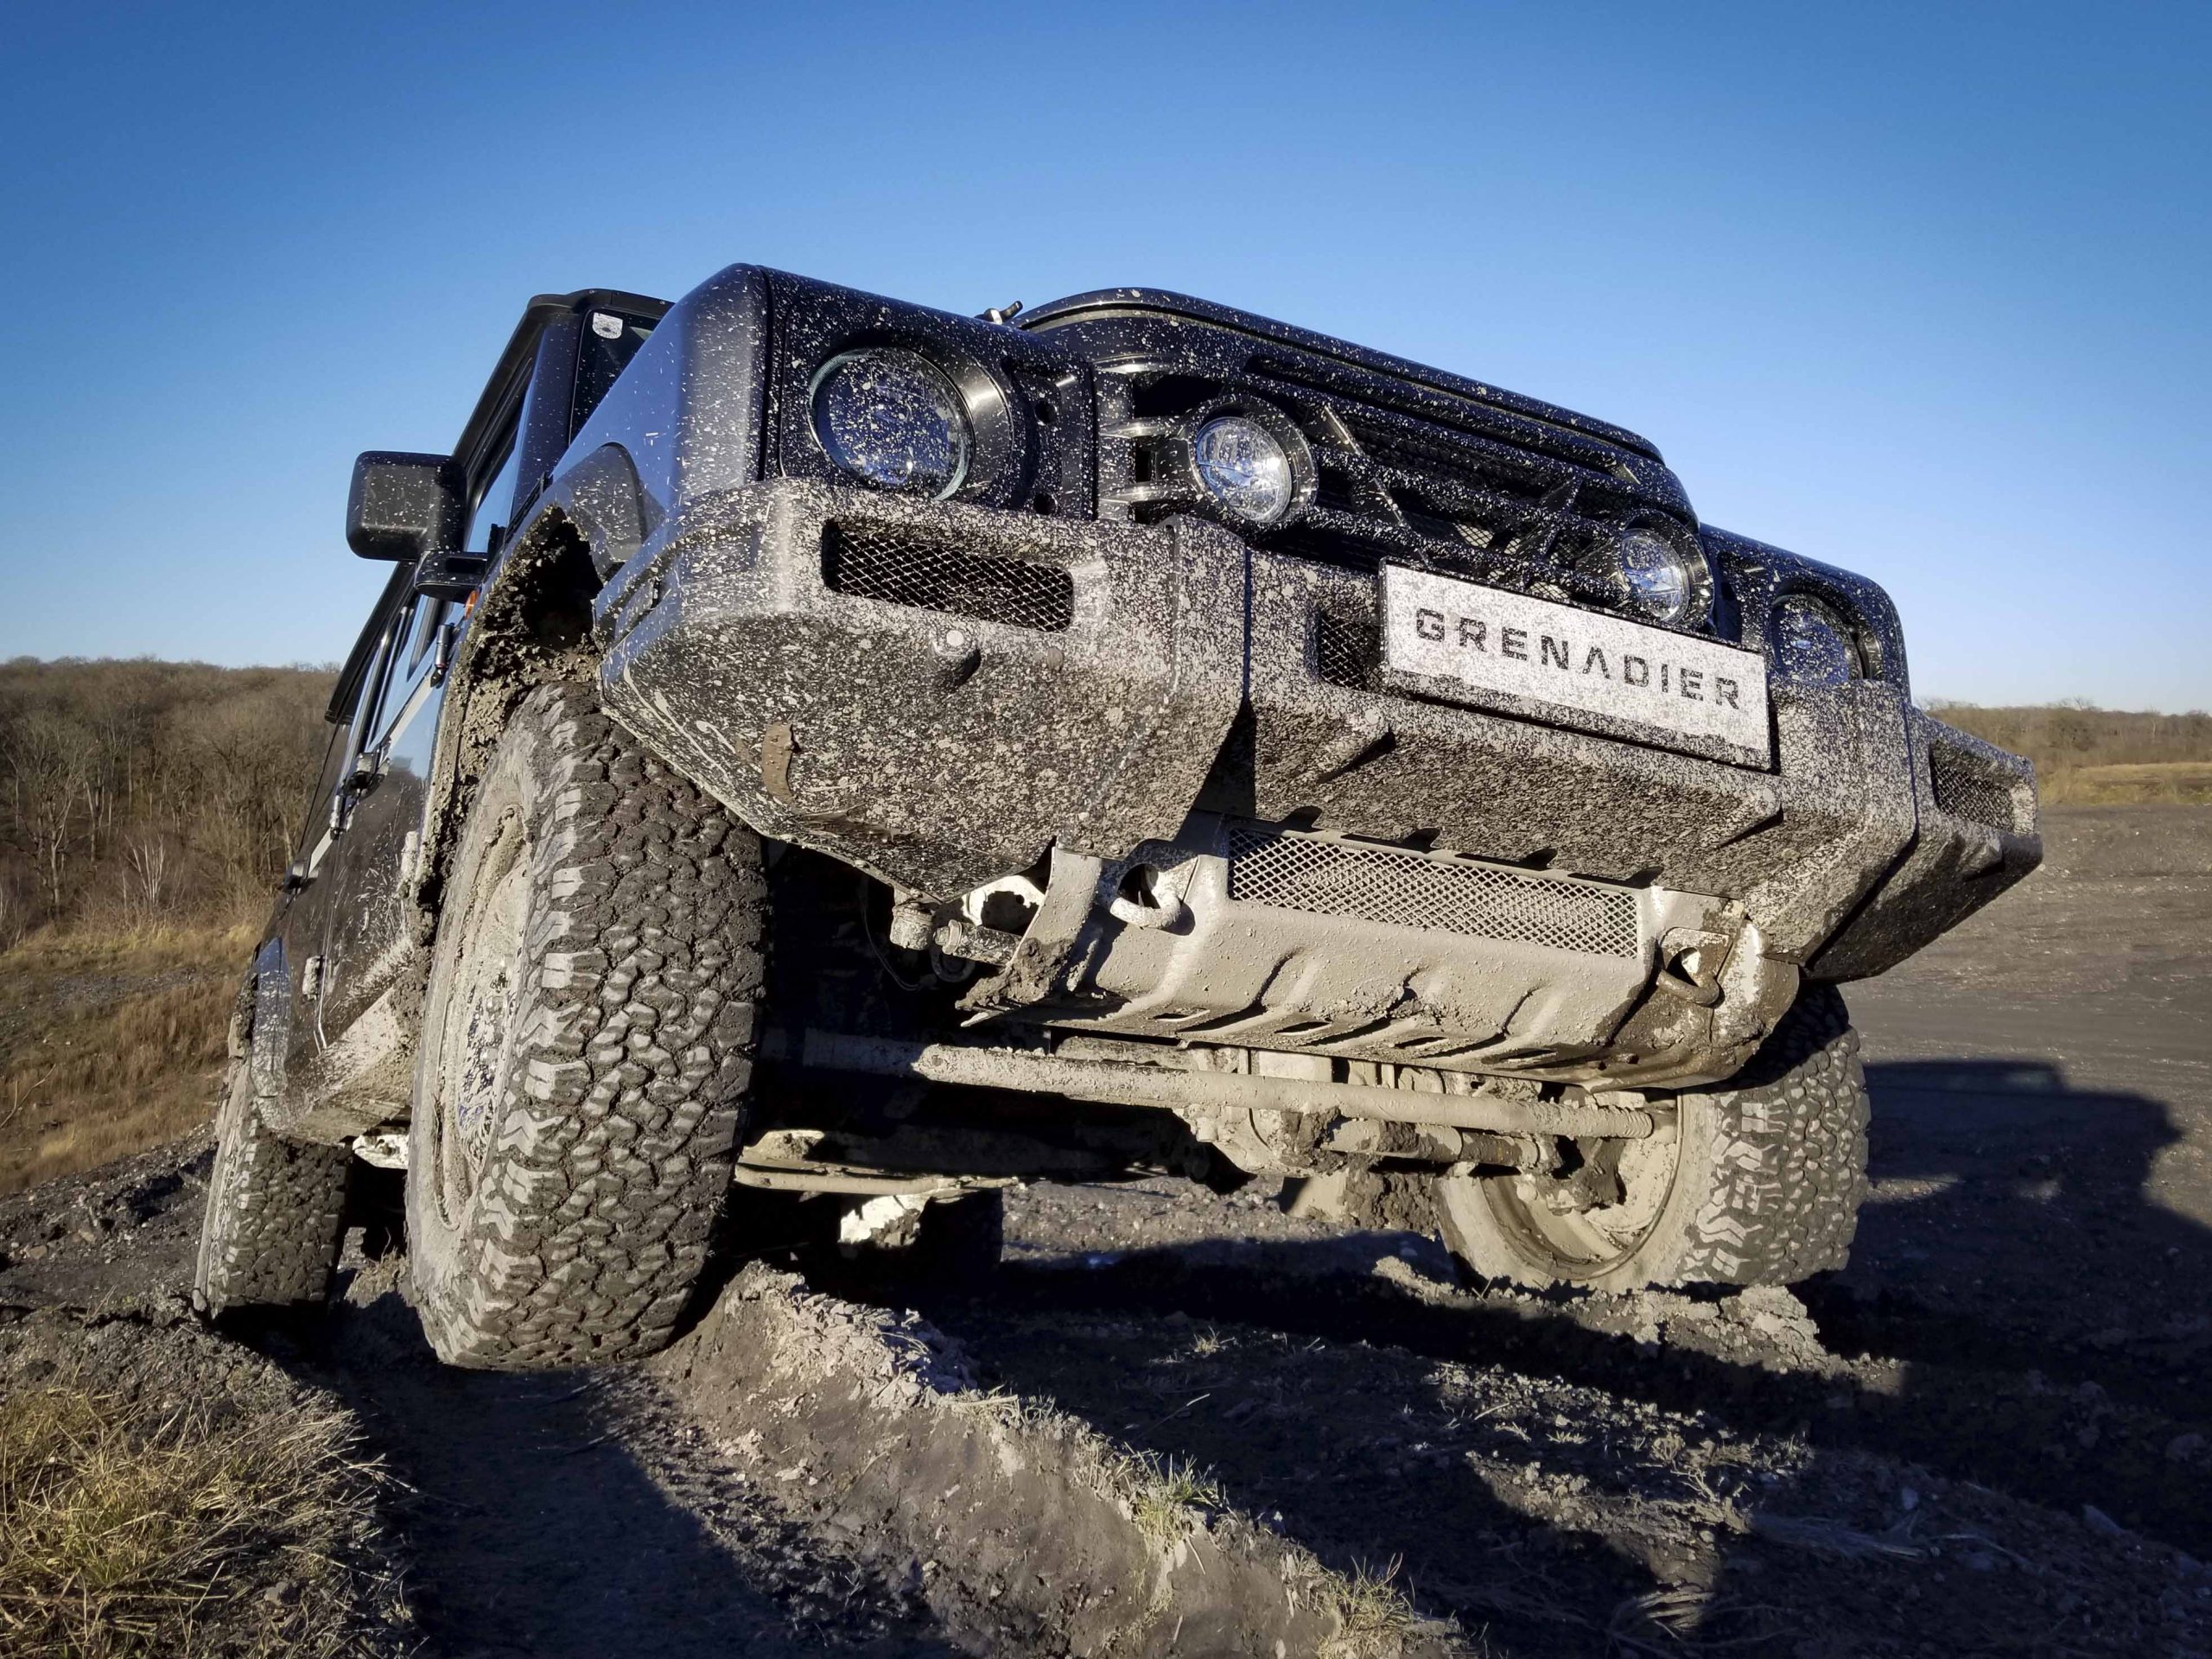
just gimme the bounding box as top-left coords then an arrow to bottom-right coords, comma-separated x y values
270,575 -> 410,1087
314,428 -> 524,1048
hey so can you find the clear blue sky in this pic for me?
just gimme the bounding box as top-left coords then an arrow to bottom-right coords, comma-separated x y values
2,1 -> 2204,710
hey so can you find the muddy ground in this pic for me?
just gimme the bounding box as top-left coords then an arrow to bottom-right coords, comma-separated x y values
2,804 -> 2207,1656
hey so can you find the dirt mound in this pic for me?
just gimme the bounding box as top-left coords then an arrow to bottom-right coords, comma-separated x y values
0,1127 -> 213,1305
651,1262 -> 1459,1656
981,1173 -> 2212,1656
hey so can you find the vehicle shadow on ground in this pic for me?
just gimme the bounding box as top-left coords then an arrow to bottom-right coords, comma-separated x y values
1809,1058 -> 2212,1413
899,1058 -> 2212,1649
257,1273 -> 958,1659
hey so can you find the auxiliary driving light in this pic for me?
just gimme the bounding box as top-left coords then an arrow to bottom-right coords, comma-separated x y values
1618,528 -> 1695,625
810,348 -> 972,498
1770,594 -> 1863,685
1192,414 -> 1299,525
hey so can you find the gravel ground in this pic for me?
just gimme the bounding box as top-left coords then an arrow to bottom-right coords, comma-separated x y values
1,805 -> 2207,1656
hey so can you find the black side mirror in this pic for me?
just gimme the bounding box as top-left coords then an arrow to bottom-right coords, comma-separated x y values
346,452 -> 464,563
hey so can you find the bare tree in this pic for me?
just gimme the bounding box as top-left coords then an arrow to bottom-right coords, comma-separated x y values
0,659 -> 332,934
3,708 -> 96,913
122,836 -> 171,927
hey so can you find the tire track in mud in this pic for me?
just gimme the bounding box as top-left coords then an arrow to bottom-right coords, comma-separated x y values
644,1259 -> 1460,1656
293,1259 -> 956,1659
3,1151 -> 1462,1657
957,1231 -> 2212,1560
4,1154 -> 965,1658
858,1178 -> 2212,1658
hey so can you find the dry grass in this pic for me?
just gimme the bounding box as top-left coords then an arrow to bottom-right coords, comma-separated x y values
0,923 -> 247,1197
1123,1452 -> 1230,1549
1319,1557 -> 1424,1657
0,1379 -> 399,1658
1929,702 -> 2212,805
2041,761 -> 2212,805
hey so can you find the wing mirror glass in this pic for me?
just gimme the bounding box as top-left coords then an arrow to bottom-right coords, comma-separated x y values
346,452 -> 464,563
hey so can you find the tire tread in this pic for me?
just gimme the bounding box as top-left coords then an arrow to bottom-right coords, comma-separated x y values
408,684 -> 762,1370
194,1027 -> 351,1318
1674,986 -> 1870,1285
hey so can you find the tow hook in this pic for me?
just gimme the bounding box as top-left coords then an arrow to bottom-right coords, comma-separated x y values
1107,862 -> 1188,931
1651,929 -> 1728,1007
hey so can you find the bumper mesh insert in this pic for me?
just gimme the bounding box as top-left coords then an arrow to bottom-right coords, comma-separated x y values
1929,740 -> 2023,835
1313,602 -> 1382,690
823,521 -> 1073,632
1224,824 -> 1640,957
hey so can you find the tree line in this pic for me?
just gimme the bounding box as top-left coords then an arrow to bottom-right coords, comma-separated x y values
0,658 -> 333,941
1929,701 -> 2212,777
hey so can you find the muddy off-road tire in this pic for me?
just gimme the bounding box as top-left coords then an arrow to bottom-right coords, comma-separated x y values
405,684 -> 763,1370
1434,987 -> 1869,1293
194,1026 -> 352,1320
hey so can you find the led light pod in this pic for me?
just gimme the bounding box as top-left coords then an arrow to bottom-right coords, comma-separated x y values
810,348 -> 972,498
1192,414 -> 1299,525
1770,594 -> 1863,684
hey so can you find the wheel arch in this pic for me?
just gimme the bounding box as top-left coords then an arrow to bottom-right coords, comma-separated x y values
414,500 -> 609,941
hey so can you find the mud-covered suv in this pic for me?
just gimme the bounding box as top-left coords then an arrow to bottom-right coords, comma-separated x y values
196,270 -> 2041,1367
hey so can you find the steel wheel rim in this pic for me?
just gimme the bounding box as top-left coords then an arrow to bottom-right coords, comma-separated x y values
1481,1116 -> 1682,1278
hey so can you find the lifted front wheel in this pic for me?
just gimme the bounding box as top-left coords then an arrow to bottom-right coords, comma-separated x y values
1433,987 -> 1870,1293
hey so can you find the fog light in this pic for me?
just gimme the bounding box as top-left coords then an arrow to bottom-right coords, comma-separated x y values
1192,415 -> 1297,525
1770,594 -> 1863,684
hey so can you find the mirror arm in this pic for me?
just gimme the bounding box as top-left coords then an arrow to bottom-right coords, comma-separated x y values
414,551 -> 492,601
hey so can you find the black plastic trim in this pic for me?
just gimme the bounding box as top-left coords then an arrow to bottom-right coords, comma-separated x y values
1021,287 -> 1662,461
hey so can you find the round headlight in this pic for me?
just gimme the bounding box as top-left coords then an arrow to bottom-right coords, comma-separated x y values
1770,594 -> 1863,685
810,348 -> 971,498
1618,528 -> 1695,624
1192,415 -> 1296,524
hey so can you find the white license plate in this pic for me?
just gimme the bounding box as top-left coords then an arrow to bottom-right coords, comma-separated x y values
1379,565 -> 1771,766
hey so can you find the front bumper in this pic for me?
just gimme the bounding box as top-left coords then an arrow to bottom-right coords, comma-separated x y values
590,479 -> 2037,1084
594,479 -> 1249,899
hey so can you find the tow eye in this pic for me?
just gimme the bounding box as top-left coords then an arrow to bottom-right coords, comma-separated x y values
1652,928 -> 1728,1007
1108,862 -> 1188,930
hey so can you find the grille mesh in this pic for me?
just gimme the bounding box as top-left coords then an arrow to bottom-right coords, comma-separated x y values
1929,741 -> 2021,835
1103,359 -> 1711,639
1313,604 -> 1381,690
823,522 -> 1073,632
1225,824 -> 1640,957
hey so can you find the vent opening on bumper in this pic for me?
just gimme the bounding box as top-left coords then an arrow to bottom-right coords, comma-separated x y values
1224,823 -> 1640,957
1929,738 -> 2024,835
823,520 -> 1074,632
1312,602 -> 1382,690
